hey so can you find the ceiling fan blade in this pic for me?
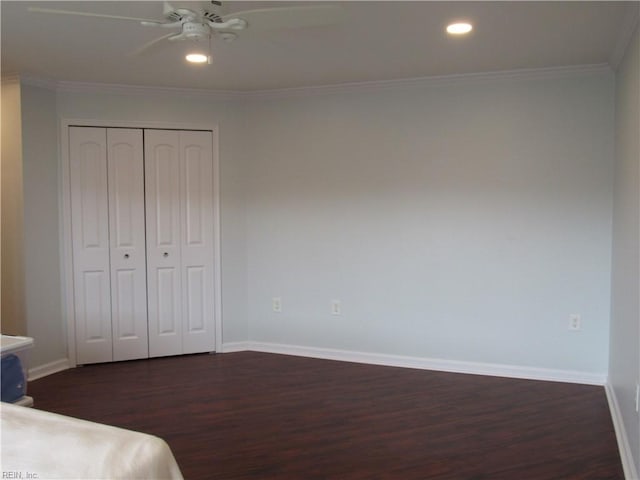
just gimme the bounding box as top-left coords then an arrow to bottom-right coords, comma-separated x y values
207,17 -> 247,32
221,5 -> 344,32
163,1 -> 176,18
141,20 -> 183,29
128,32 -> 176,57
27,6 -> 160,23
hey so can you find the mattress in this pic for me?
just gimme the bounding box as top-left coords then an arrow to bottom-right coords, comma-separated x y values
1,402 -> 183,480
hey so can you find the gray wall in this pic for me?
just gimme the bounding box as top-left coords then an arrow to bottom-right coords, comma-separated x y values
244,71 -> 615,374
19,67 -> 615,381
610,24 -> 640,477
21,83 -> 66,367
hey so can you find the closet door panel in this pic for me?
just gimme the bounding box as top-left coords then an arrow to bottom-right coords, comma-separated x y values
180,131 -> 215,354
69,127 -> 112,364
185,266 -> 205,332
107,128 -> 148,361
156,267 -> 180,334
80,271 -> 110,340
145,130 -> 183,357
113,269 -> 136,333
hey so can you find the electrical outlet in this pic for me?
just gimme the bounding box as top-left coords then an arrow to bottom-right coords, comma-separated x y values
568,314 -> 581,331
331,299 -> 341,315
272,297 -> 282,313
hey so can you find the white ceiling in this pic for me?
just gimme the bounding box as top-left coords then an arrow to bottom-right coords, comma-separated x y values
1,1 -> 638,92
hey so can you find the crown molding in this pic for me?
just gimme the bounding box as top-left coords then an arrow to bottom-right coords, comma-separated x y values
609,3 -> 639,70
19,74 -> 59,91
55,79 -> 243,101
9,63 -> 612,102
243,64 -> 612,100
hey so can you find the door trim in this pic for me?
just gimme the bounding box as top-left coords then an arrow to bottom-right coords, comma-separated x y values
60,119 -> 223,366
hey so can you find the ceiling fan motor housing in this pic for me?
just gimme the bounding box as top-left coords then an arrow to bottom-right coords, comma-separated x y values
182,22 -> 210,40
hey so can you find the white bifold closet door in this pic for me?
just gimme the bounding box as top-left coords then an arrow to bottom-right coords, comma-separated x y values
70,127 -> 148,364
144,130 -> 215,358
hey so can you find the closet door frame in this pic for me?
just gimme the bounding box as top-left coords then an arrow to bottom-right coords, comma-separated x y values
60,119 -> 222,367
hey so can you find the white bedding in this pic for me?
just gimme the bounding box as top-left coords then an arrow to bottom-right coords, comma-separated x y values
1,402 -> 183,480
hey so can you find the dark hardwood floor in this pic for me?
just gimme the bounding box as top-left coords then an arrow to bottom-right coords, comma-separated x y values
28,352 -> 623,479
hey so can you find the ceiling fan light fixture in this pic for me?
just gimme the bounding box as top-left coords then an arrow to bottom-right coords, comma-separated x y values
186,53 -> 208,63
446,22 -> 473,35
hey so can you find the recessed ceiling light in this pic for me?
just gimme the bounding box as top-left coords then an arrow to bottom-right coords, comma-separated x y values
186,53 -> 208,64
446,22 -> 473,35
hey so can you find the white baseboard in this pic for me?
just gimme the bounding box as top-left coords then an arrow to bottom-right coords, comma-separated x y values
605,382 -> 639,480
224,341 -> 607,385
36,344 -> 604,386
28,358 -> 70,381
221,341 -> 252,353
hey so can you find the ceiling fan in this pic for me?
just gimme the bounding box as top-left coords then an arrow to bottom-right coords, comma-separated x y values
28,1 -> 343,57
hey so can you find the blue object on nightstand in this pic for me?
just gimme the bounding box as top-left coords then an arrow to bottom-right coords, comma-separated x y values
1,354 -> 26,403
